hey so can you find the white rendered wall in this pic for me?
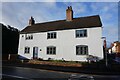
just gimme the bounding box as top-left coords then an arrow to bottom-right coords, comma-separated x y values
18,27 -> 103,61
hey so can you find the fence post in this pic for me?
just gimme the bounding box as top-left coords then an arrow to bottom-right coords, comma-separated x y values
8,54 -> 11,60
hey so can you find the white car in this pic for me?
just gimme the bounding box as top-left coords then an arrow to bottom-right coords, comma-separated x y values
68,74 -> 94,80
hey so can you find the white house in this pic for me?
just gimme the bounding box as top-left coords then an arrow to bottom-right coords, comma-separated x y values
18,6 -> 103,61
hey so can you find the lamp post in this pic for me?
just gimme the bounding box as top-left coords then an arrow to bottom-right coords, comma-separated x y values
102,37 -> 108,67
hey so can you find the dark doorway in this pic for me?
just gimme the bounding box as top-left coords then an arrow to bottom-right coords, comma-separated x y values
33,47 -> 38,59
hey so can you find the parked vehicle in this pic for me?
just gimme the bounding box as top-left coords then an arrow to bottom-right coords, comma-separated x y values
86,55 -> 100,63
68,74 -> 94,80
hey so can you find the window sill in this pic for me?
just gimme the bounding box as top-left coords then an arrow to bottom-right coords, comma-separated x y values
24,53 -> 30,54
47,38 -> 57,39
76,37 -> 87,38
47,54 -> 56,55
76,54 -> 88,56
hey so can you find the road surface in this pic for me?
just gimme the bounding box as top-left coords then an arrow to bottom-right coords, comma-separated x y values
1,66 -> 120,80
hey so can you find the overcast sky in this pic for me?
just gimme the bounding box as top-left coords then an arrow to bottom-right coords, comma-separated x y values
1,1 -> 119,43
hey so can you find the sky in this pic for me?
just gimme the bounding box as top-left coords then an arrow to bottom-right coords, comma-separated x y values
1,1 -> 119,45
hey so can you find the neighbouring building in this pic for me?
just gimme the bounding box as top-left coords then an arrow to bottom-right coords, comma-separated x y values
108,41 -> 120,62
109,41 -> 120,57
18,6 -> 103,61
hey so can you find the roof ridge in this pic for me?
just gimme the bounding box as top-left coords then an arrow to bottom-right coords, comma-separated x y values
34,15 -> 100,25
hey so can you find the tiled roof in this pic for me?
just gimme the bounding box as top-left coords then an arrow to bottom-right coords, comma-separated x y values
20,15 -> 102,33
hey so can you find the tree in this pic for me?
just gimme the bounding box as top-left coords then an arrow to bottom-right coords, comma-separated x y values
2,23 -> 19,54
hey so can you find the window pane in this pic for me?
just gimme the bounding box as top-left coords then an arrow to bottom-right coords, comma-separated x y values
24,47 -> 30,54
28,48 -> 30,53
76,30 -> 79,37
80,30 -> 84,37
47,47 -> 49,54
80,33 -> 83,37
54,33 -> 56,38
83,47 -> 85,55
53,47 -> 56,54
51,47 -> 52,54
47,33 -> 50,39
76,45 -> 88,55
85,46 -> 88,54
76,30 -> 87,38
47,32 -> 57,39
26,48 -> 28,53
76,46 -> 78,55
51,33 -> 53,38
84,30 -> 87,36
76,34 -> 79,37
80,49 -> 83,54
76,46 -> 81,55
47,47 -> 56,55
78,47 -> 80,54
31,35 -> 33,39
24,47 -> 27,53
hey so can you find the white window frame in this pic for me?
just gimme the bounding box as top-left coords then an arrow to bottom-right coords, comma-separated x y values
76,29 -> 87,38
47,46 -> 56,55
47,32 -> 56,39
25,34 -> 33,40
76,45 -> 88,55
24,47 -> 30,54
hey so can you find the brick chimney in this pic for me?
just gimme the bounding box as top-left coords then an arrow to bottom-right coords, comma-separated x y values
66,6 -> 73,21
29,16 -> 35,26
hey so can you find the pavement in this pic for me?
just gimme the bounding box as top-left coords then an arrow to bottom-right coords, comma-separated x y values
2,60 -> 120,75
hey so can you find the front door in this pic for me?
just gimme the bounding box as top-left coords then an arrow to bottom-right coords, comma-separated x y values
33,47 -> 38,59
